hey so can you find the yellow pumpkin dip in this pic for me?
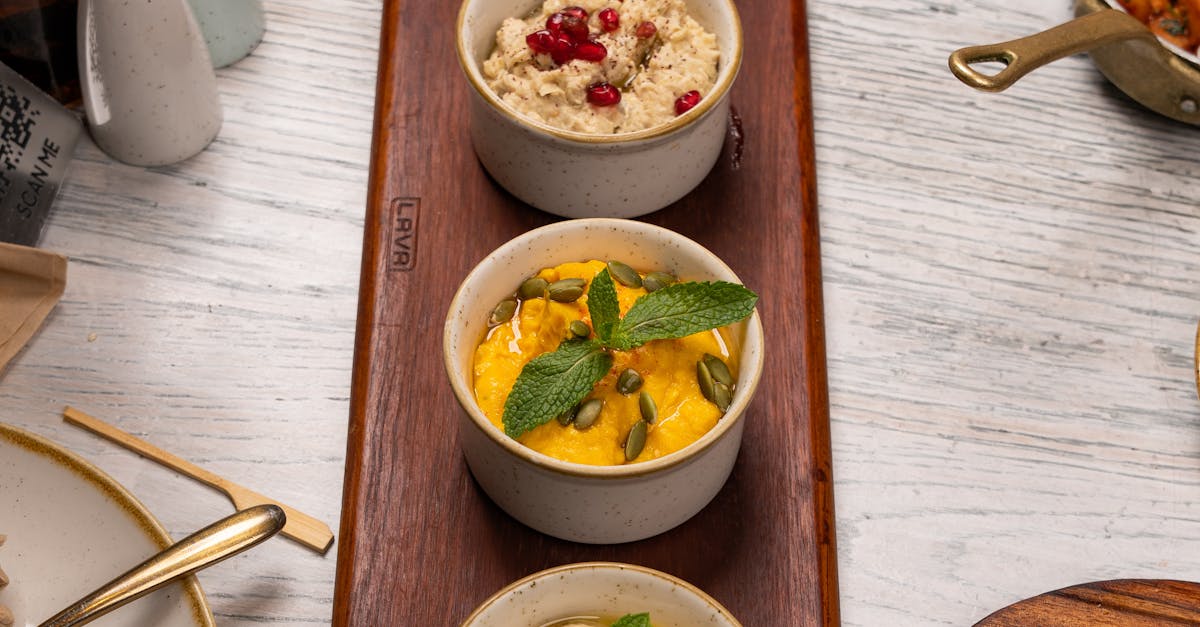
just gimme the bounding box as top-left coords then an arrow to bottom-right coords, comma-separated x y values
472,260 -> 738,466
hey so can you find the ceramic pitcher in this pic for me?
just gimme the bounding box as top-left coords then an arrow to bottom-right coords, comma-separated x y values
78,0 -> 222,166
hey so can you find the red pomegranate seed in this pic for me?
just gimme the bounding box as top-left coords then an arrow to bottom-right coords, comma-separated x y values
526,29 -> 556,55
546,12 -> 565,33
635,21 -> 657,38
574,40 -> 607,62
561,6 -> 589,20
550,32 -> 576,64
560,14 -> 589,42
598,8 -> 620,31
586,82 -> 621,106
674,90 -> 702,115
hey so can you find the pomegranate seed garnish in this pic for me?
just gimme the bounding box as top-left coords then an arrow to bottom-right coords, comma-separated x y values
574,40 -> 607,62
635,21 -> 657,38
674,90 -> 702,115
546,12 -> 565,33
587,82 -> 621,106
560,14 -> 589,42
598,8 -> 620,31
561,6 -> 589,20
526,29 -> 556,55
550,32 -> 576,64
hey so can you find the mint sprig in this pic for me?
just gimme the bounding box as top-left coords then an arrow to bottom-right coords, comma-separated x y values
501,338 -> 612,438
501,268 -> 757,439
612,614 -> 651,627
609,280 -> 757,350
587,268 -> 621,344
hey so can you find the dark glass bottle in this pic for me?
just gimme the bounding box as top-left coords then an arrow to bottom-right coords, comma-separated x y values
0,1 -> 80,105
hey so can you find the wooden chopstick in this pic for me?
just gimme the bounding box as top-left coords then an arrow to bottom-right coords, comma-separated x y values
63,407 -> 334,555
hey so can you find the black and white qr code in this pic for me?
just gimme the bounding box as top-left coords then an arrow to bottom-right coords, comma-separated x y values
0,82 -> 41,174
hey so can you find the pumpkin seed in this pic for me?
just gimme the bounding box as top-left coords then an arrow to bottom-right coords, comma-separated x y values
696,359 -> 716,402
713,381 -> 733,412
625,420 -> 648,461
702,353 -> 734,386
547,278 -> 586,302
606,260 -> 643,288
556,404 -> 578,426
642,271 -> 676,292
518,276 -> 548,300
488,298 -> 517,327
569,320 -> 590,338
616,368 -> 643,394
639,391 -> 657,424
573,399 -> 603,430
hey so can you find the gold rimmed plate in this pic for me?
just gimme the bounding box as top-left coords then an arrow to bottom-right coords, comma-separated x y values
0,423 -> 214,627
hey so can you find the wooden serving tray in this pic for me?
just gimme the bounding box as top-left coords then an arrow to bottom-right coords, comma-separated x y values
332,0 -> 838,624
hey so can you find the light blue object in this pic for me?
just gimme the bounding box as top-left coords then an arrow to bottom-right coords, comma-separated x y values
187,0 -> 266,68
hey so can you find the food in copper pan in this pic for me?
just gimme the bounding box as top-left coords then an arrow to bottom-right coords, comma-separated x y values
1116,0 -> 1200,53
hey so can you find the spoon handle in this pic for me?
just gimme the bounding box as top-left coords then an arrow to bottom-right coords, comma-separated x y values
949,9 -> 1151,92
39,504 -> 285,627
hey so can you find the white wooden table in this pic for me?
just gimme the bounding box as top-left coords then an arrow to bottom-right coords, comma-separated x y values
2,0 -> 1198,625
815,1 -> 1200,624
1,1 -> 378,624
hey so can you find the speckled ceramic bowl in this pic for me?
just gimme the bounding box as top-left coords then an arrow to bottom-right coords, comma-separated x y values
461,562 -> 741,626
455,0 -> 742,218
443,219 -> 763,543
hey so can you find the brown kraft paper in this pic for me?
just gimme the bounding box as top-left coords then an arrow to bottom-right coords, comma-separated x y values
0,241 -> 65,372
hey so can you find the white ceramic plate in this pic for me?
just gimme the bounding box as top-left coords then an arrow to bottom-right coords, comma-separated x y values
0,423 -> 214,627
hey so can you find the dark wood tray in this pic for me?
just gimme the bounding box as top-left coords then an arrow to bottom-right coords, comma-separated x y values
331,0 -> 838,623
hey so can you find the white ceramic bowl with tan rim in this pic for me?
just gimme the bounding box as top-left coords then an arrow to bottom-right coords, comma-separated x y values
455,0 -> 743,218
461,562 -> 741,626
443,219 -> 763,544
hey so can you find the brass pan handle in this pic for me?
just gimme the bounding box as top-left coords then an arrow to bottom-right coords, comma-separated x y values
949,9 -> 1156,92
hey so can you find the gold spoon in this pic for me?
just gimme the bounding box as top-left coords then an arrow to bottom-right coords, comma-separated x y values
39,504 -> 284,627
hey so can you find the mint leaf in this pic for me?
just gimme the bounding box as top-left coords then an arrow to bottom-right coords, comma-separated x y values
502,339 -> 611,438
587,268 -> 621,343
611,613 -> 651,627
609,281 -> 757,349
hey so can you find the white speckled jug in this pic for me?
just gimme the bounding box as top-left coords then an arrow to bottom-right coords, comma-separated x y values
187,0 -> 266,68
78,0 -> 222,166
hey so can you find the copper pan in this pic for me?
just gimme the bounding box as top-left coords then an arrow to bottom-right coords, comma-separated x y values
949,0 -> 1200,124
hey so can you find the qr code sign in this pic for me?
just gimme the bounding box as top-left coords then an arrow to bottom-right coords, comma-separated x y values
0,82 -> 40,173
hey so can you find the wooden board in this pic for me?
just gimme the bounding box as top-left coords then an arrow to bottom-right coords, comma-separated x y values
976,580 -> 1200,626
331,0 -> 838,624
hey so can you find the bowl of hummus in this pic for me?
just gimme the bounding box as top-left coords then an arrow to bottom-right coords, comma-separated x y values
443,219 -> 764,544
455,0 -> 742,218
462,562 -> 741,627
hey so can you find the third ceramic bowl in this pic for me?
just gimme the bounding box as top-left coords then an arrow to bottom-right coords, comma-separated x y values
462,562 -> 741,626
